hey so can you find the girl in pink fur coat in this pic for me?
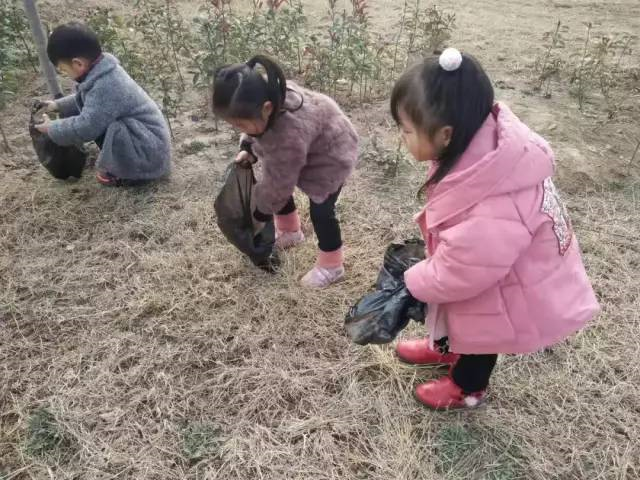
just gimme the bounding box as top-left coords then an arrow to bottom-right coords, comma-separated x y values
212,55 -> 359,288
391,48 -> 600,410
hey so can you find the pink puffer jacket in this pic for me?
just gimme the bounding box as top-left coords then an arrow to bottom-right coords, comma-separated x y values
405,103 -> 599,354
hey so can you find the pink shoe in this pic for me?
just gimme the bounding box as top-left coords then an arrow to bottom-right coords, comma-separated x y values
275,211 -> 303,249
301,265 -> 345,288
275,230 -> 305,250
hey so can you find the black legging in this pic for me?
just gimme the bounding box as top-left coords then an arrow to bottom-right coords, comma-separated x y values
276,189 -> 343,252
435,337 -> 497,393
451,354 -> 498,393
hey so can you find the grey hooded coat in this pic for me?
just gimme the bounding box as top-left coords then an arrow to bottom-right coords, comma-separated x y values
48,53 -> 171,180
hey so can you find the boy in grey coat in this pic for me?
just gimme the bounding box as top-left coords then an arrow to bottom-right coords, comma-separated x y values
35,23 -> 171,186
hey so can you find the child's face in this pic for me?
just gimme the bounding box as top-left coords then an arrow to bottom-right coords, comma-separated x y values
398,109 -> 452,163
55,58 -> 91,80
226,117 -> 268,136
225,101 -> 274,136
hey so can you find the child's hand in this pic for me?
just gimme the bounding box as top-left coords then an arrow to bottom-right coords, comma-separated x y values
34,114 -> 52,134
34,100 -> 58,113
43,101 -> 58,113
235,150 -> 255,168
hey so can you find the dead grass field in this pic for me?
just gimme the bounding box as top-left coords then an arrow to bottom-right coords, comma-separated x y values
1,0 -> 640,479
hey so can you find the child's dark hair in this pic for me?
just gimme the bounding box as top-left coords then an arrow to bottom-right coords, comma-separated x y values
391,52 -> 494,186
47,22 -> 102,65
211,55 -> 287,129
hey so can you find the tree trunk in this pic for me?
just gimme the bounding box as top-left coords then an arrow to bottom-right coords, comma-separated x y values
23,0 -> 63,98
0,121 -> 12,153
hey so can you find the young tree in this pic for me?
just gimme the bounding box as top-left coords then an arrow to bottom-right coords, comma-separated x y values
22,0 -> 62,97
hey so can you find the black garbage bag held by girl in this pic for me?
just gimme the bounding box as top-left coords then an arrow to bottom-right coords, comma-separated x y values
29,101 -> 86,180
345,239 -> 427,345
214,162 -> 280,272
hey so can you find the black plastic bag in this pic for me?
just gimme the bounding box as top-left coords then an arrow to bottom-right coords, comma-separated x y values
214,163 -> 280,272
345,239 -> 427,345
29,101 -> 87,180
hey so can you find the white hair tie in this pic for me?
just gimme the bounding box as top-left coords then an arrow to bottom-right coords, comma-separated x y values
439,48 -> 463,72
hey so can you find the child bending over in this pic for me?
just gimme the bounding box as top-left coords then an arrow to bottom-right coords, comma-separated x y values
212,55 -> 359,288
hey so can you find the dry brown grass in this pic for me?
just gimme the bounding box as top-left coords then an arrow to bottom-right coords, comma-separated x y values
2,1 -> 640,478
1,97 -> 639,478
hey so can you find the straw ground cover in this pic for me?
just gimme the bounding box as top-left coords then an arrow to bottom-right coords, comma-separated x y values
1,0 -> 640,479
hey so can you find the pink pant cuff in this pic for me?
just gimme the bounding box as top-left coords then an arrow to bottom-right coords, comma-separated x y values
275,211 -> 301,233
316,247 -> 344,268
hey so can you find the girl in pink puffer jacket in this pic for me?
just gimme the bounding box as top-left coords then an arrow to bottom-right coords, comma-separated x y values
391,48 -> 599,410
212,55 -> 359,288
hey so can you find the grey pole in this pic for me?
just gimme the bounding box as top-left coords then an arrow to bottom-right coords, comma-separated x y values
22,0 -> 62,98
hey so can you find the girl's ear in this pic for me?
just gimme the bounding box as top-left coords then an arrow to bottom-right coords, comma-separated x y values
261,101 -> 274,121
436,125 -> 454,148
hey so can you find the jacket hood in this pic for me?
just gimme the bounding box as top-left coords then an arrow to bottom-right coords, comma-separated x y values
426,103 -> 554,227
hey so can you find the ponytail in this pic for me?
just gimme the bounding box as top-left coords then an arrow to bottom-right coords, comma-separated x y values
212,55 -> 288,130
246,55 -> 287,128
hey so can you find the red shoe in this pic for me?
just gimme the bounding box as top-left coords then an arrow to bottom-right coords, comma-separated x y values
97,172 -> 148,187
396,338 -> 460,365
96,171 -> 123,186
415,376 -> 486,410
